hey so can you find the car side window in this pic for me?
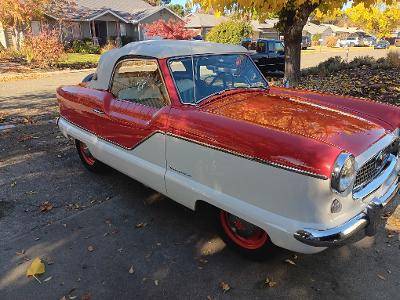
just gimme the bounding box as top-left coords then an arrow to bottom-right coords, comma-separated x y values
110,59 -> 169,109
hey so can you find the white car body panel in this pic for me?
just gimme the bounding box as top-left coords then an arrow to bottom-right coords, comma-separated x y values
59,117 -> 398,254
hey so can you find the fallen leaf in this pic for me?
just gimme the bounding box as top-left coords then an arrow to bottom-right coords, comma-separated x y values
69,296 -> 77,300
135,222 -> 147,228
265,277 -> 277,288
26,257 -> 45,282
154,280 -> 159,286
81,293 -> 91,300
129,266 -> 135,274
377,274 -> 386,280
40,201 -> 53,212
60,297 -> 67,300
11,181 -> 16,187
219,281 -> 231,293
16,249 -> 25,255
87,245 -> 94,252
284,259 -> 296,266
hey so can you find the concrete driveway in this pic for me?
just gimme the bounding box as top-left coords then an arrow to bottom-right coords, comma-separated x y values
1,69 -> 399,300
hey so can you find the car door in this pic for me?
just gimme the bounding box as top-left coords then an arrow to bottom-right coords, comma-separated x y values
94,58 -> 171,194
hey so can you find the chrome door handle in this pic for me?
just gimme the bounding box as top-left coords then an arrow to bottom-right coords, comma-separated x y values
92,108 -> 104,115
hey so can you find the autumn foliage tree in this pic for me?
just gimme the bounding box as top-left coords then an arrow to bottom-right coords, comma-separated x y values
0,0 -> 76,49
143,19 -> 196,40
346,2 -> 400,38
194,0 -> 396,86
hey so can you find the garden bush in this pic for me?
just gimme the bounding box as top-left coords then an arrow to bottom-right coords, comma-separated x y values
386,50 -> 400,68
68,38 -> 100,54
0,48 -> 25,62
206,19 -> 252,44
101,40 -> 117,54
22,27 -> 64,68
325,36 -> 338,48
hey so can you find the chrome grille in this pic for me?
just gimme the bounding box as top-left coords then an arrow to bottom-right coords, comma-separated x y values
354,147 -> 391,190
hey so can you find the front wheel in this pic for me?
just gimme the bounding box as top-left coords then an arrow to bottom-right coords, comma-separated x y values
75,140 -> 107,173
217,210 -> 275,260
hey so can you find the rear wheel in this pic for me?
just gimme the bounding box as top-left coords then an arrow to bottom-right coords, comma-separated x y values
217,210 -> 275,260
75,140 -> 106,172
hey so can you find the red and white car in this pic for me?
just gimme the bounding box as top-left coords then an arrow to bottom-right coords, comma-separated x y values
57,40 -> 400,259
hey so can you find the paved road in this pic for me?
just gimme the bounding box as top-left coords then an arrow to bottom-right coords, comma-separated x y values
0,68 -> 399,300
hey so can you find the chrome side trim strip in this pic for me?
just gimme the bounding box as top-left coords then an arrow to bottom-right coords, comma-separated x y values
59,116 -> 328,180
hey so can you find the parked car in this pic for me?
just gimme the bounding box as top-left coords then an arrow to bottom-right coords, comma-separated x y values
301,35 -> 312,50
363,35 -> 377,46
338,36 -> 364,47
244,39 -> 285,76
395,33 -> 400,47
374,40 -> 390,49
57,40 -> 400,259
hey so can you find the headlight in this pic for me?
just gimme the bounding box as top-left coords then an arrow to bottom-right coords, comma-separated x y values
331,153 -> 356,193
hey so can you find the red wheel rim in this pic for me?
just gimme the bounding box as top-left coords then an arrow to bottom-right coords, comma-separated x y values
220,211 -> 268,250
79,142 -> 96,166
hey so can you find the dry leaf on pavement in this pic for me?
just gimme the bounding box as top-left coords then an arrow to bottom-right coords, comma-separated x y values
40,201 -> 53,212
87,245 -> 94,252
219,281 -> 231,293
129,266 -> 135,274
135,222 -> 147,228
284,259 -> 296,266
26,257 -> 45,283
265,277 -> 277,288
377,274 -> 386,280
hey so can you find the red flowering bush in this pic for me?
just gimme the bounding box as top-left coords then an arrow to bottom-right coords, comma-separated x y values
22,26 -> 64,68
143,19 -> 196,40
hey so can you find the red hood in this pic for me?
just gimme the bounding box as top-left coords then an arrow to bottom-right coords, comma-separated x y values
201,90 -> 387,156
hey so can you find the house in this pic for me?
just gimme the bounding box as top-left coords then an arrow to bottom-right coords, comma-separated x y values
321,24 -> 364,40
1,0 -> 183,48
302,23 -> 333,45
184,13 -> 228,38
251,19 -> 280,40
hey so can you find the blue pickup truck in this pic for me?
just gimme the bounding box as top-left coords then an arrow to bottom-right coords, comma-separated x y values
242,39 -> 285,77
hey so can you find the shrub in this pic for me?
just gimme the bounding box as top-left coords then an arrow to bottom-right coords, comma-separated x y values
386,50 -> 400,68
101,40 -> 117,54
22,27 -> 64,68
326,36 -> 338,48
206,19 -> 252,44
303,56 -> 346,76
68,39 -> 100,54
0,48 -> 25,62
349,56 -> 376,68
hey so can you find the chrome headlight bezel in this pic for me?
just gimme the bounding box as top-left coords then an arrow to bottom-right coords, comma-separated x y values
331,152 -> 356,194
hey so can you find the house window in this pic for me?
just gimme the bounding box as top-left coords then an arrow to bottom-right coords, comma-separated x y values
120,23 -> 127,36
110,59 -> 169,109
31,21 -> 41,36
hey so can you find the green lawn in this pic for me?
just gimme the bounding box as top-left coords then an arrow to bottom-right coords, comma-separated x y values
58,53 -> 100,68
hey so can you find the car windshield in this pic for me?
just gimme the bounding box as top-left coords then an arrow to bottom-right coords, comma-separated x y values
169,54 -> 268,104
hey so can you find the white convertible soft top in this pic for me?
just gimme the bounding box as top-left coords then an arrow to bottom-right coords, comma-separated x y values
88,40 -> 247,90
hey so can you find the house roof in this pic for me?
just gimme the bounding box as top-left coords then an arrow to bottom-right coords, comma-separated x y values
184,13 -> 228,28
46,0 -> 181,23
88,40 -> 247,90
321,24 -> 363,34
302,23 -> 331,35
251,19 -> 279,32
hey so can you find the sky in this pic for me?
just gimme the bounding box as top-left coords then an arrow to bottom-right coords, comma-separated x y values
170,0 -> 187,5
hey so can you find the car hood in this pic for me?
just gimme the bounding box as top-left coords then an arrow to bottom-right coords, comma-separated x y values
201,90 -> 387,155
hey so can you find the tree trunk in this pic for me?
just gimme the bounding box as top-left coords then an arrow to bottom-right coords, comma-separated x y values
284,28 -> 302,87
280,0 -> 321,87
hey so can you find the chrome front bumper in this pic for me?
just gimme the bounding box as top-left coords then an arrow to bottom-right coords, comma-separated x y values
294,156 -> 399,247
